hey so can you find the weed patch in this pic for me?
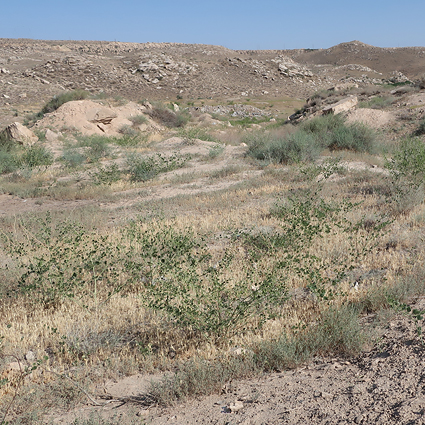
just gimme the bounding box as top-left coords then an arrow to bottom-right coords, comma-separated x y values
146,104 -> 190,128
126,153 -> 189,182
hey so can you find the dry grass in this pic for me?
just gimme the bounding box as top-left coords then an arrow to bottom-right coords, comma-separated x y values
2,106 -> 425,423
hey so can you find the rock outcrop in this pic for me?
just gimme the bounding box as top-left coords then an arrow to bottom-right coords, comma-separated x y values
322,96 -> 358,115
0,122 -> 38,146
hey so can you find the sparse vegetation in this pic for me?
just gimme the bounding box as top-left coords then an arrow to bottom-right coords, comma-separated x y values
359,95 -> 395,109
146,104 -> 190,128
246,114 -> 377,164
128,114 -> 148,126
3,41 -> 425,424
24,90 -> 89,126
126,152 -> 189,182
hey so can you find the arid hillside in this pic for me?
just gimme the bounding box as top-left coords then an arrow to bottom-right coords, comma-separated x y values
1,39 -> 423,128
1,39 -> 425,425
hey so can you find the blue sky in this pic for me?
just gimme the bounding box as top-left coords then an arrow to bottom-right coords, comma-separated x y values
1,0 -> 424,50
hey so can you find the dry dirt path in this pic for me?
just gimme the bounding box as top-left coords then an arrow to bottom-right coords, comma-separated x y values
51,299 -> 425,425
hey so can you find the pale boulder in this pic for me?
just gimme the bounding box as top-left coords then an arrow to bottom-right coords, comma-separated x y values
1,122 -> 38,146
322,96 -> 358,115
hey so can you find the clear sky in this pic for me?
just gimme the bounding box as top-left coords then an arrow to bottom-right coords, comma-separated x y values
1,0 -> 424,50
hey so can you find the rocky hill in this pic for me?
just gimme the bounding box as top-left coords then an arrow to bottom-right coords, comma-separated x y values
1,39 -> 423,119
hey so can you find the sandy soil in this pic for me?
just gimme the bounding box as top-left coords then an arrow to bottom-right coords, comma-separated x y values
49,298 -> 425,425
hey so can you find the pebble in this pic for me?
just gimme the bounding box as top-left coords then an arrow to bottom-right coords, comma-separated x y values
229,400 -> 244,412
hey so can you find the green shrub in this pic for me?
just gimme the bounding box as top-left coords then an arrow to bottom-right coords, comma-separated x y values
177,127 -> 217,142
91,164 -> 121,185
76,135 -> 111,162
0,140 -> 20,174
41,89 -> 89,114
128,114 -> 148,126
246,115 -> 377,164
60,148 -> 86,168
386,137 -> 425,189
245,131 -> 320,164
20,145 -> 53,168
359,95 -> 395,109
0,150 -> 19,174
126,153 -> 189,182
327,122 -> 377,153
300,113 -> 345,146
208,144 -> 225,159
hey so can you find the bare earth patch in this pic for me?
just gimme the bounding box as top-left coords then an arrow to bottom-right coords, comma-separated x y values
51,299 -> 425,425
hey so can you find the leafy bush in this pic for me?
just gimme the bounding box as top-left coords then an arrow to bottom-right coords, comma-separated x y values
242,191 -> 388,300
91,164 -> 121,185
327,122 -> 377,153
2,215 -> 146,308
0,149 -> 19,174
0,139 -> 20,174
60,148 -> 86,168
386,137 -> 425,189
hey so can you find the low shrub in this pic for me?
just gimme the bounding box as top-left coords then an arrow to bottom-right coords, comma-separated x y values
146,105 -> 190,128
118,125 -> 139,137
91,164 -> 121,185
0,140 -> 20,174
128,114 -> 148,126
386,136 -> 425,189
246,114 -> 377,164
327,122 -> 377,153
60,148 -> 86,168
177,127 -> 217,143
41,90 -> 89,115
76,135 -> 111,163
126,153 -> 189,182
359,95 -> 395,109
245,131 -> 320,164
19,145 -> 53,168
208,143 -> 225,159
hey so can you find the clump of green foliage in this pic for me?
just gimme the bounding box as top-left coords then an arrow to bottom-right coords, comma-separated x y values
0,141 -> 53,174
41,90 -> 89,114
25,90 -> 89,126
126,153 -> 189,182
246,114 -> 378,164
359,95 -> 395,109
128,114 -> 148,126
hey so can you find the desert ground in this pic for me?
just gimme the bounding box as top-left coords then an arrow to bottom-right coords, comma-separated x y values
1,39 -> 425,424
